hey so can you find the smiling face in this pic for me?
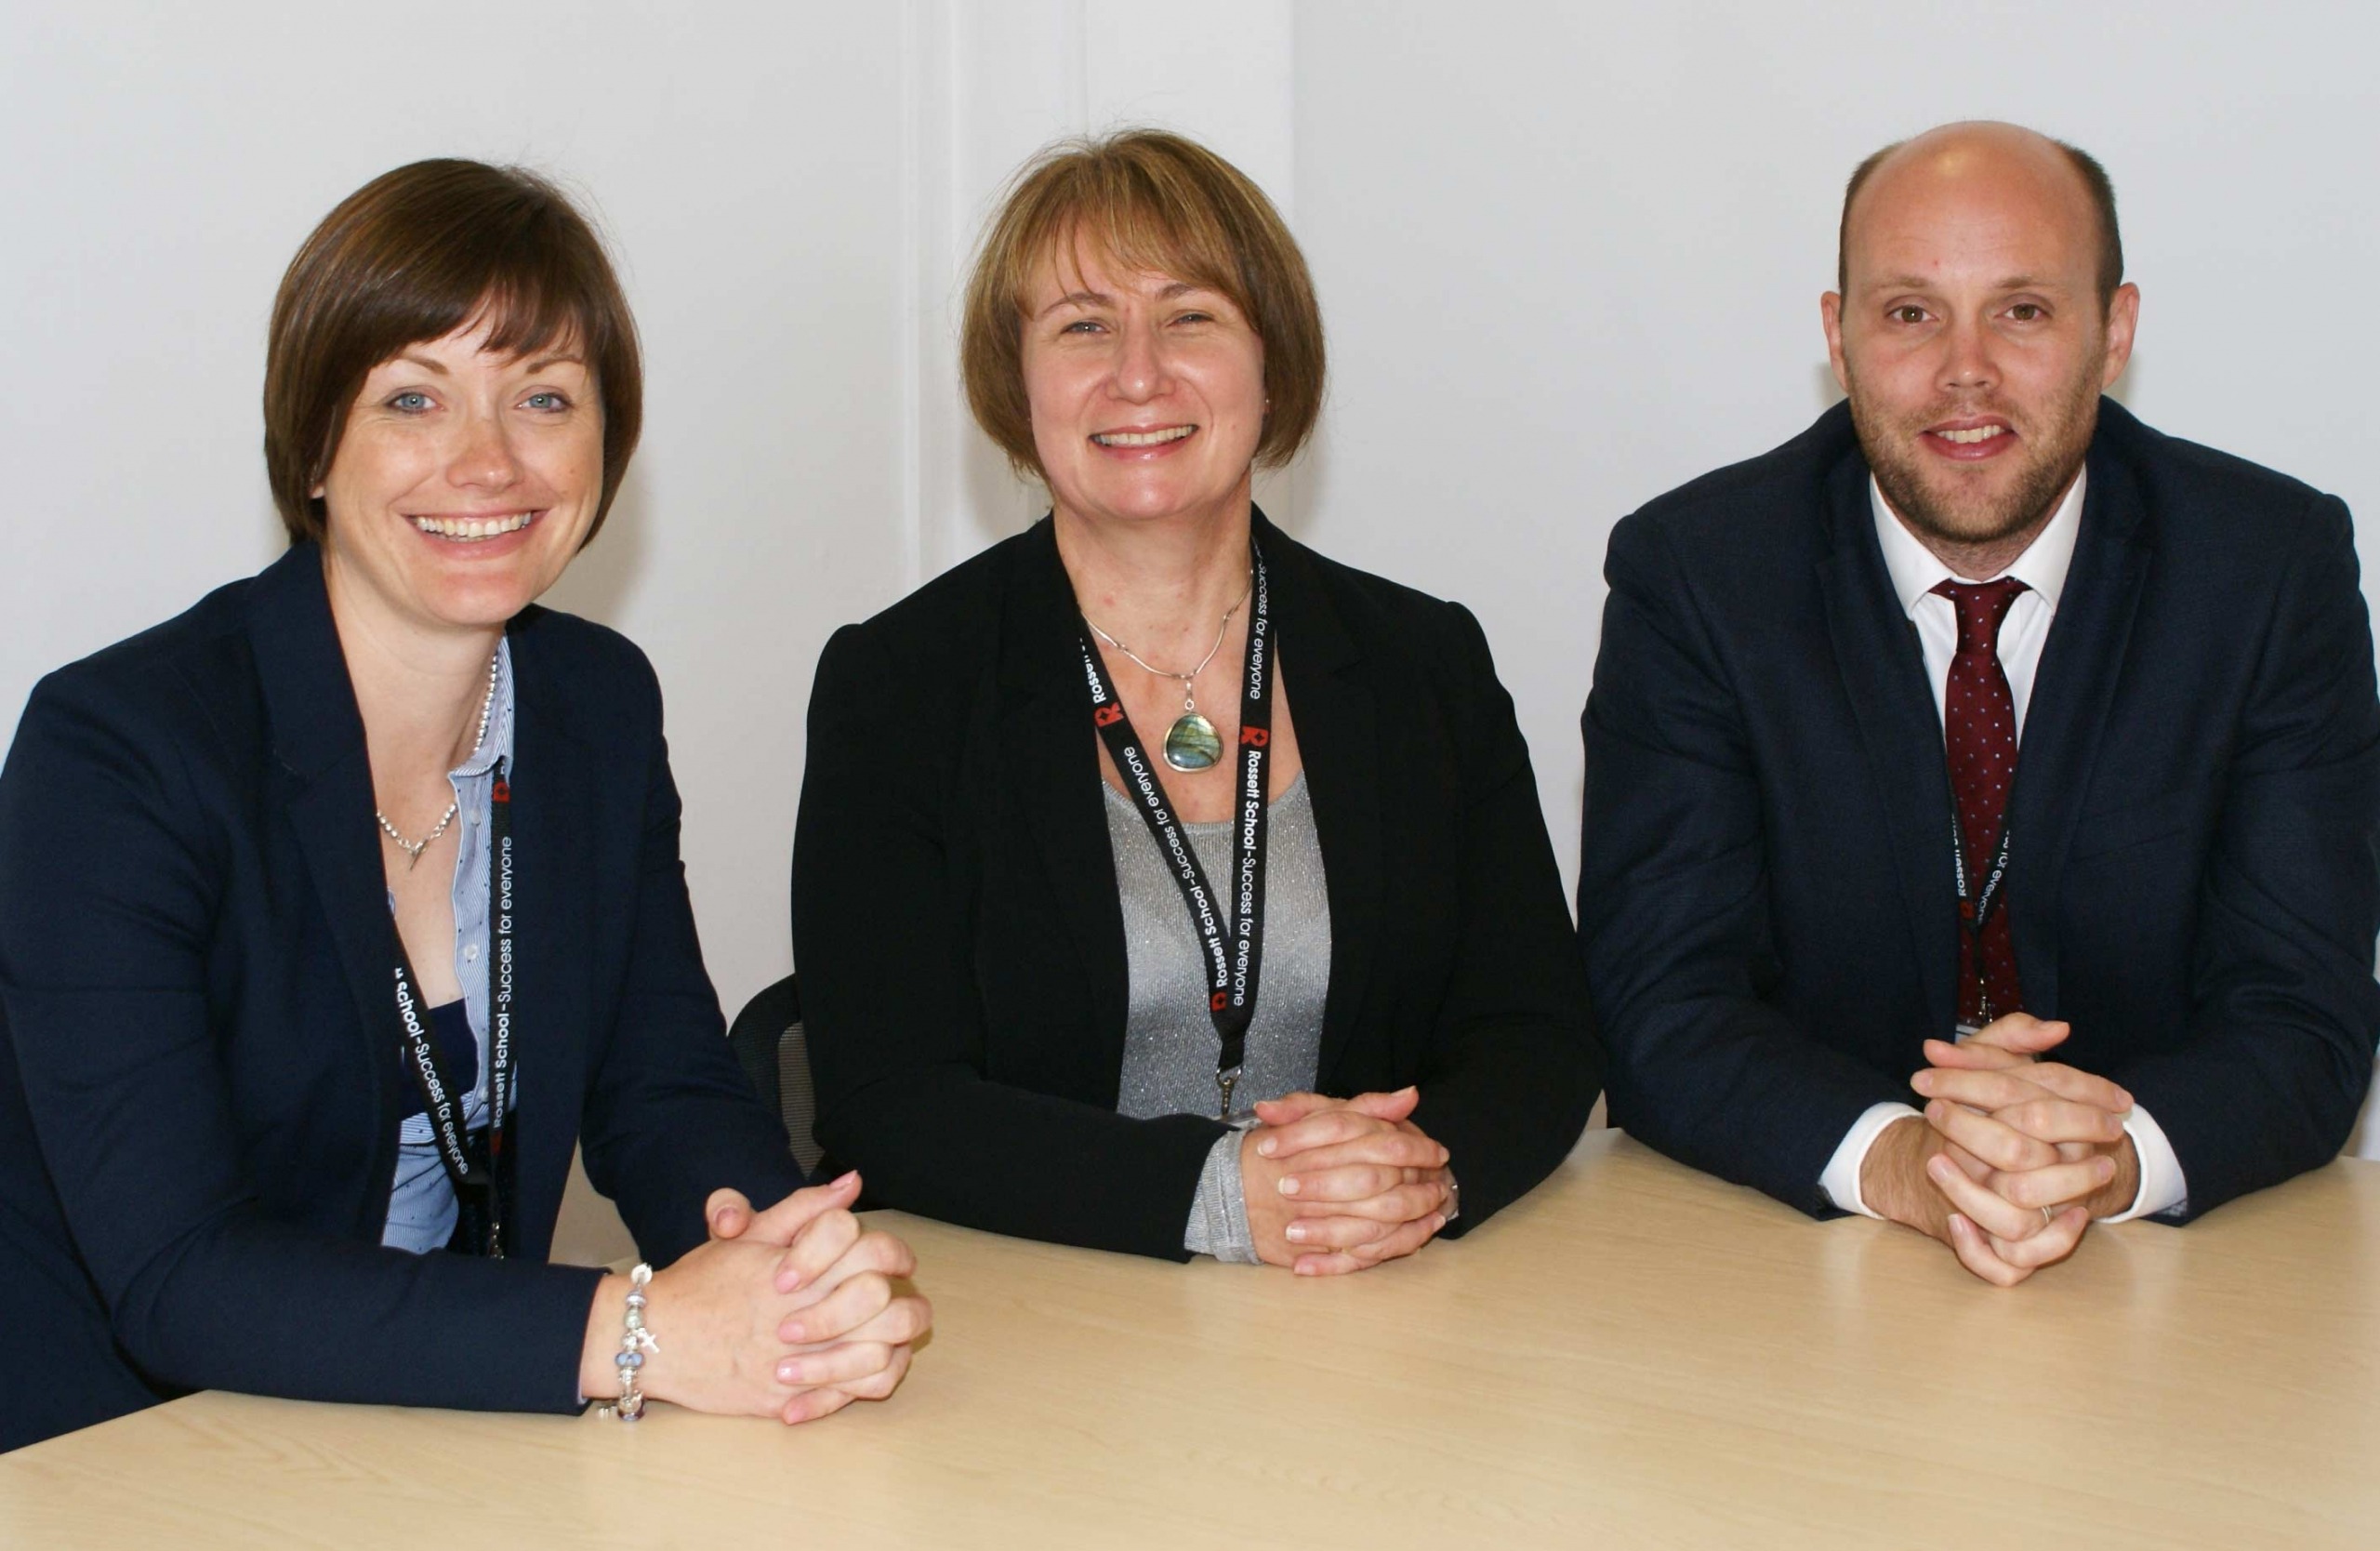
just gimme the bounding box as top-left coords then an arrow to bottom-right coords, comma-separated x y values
1019,243 -> 1268,535
315,315 -> 604,639
1823,125 -> 2138,562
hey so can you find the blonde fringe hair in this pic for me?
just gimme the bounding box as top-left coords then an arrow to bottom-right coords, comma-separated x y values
959,129 -> 1326,481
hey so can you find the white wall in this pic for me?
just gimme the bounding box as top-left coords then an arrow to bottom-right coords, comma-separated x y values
7,1 -> 2375,1156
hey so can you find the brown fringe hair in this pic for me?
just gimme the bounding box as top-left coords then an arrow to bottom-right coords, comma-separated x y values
960,129 -> 1324,481
262,159 -> 642,546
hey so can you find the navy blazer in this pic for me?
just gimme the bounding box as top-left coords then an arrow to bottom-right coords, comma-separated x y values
1580,400 -> 2380,1220
794,510 -> 1600,1259
0,545 -> 803,1452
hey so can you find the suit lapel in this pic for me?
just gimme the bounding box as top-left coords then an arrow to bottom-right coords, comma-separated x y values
247,546 -> 408,1206
1254,516 -> 1380,1086
998,524 -> 1130,1052
2006,431 -> 2150,1016
1814,456 -> 1962,1037
503,615 -> 596,1238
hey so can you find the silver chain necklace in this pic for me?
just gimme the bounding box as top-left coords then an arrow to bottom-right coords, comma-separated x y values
375,650 -> 501,870
1081,571 -> 1252,772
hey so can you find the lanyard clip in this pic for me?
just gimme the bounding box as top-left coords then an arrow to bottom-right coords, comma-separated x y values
1217,1067 -> 1243,1124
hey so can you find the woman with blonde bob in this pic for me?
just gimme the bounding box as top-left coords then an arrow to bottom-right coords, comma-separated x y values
0,159 -> 927,1452
794,130 -> 1600,1270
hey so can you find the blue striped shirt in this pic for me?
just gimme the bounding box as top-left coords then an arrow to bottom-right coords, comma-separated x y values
381,641 -> 516,1253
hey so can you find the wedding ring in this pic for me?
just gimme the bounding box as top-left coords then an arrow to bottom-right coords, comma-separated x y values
2041,1205 -> 2056,1226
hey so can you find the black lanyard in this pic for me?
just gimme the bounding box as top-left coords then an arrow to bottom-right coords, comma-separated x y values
390,756 -> 515,1257
1948,806 -> 2013,1027
1078,542 -> 1275,1121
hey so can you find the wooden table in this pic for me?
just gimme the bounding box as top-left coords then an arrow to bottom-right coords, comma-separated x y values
5,1131 -> 2374,1548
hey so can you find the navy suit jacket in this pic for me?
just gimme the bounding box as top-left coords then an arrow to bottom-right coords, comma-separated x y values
0,545 -> 803,1452
1580,400 -> 2380,1219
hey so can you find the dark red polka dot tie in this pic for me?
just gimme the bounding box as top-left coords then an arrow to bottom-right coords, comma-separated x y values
1934,577 -> 2028,1026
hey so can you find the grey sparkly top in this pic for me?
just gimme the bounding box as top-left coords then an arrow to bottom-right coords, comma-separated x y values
1105,772 -> 1329,1264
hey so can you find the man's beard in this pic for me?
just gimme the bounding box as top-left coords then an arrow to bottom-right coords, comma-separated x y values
1848,360 -> 2102,557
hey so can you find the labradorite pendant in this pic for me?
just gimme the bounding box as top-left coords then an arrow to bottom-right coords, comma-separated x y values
1163,712 -> 1223,771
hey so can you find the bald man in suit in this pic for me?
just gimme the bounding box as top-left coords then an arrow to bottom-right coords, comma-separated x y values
1580,122 -> 2380,1285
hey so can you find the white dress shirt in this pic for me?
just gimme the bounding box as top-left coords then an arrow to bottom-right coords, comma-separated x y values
1817,470 -> 2188,1224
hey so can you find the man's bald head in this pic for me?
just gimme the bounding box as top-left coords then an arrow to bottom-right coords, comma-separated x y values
1821,120 -> 2141,576
1837,122 -> 2123,309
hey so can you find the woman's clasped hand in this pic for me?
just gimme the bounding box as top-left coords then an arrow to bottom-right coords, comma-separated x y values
1242,1089 -> 1453,1274
583,1173 -> 931,1425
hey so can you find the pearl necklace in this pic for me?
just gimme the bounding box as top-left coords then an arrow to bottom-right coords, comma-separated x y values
375,650 -> 500,870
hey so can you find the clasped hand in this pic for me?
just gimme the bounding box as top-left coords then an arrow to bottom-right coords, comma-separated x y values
582,1171 -> 932,1425
1895,1013 -> 2140,1286
1238,1086 -> 1452,1276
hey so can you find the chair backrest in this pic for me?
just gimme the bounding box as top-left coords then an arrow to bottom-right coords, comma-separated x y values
726,973 -> 823,1174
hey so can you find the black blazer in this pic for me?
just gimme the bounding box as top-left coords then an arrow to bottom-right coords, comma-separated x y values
1580,400 -> 2380,1220
793,511 -> 1600,1259
0,545 -> 803,1452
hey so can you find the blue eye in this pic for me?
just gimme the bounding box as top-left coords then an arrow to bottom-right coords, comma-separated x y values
389,391 -> 432,413
523,391 -> 569,411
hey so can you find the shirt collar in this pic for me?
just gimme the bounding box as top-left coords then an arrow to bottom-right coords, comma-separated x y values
447,636 -> 516,780
1871,466 -> 2085,619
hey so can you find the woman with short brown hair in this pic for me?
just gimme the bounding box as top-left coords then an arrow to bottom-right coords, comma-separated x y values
795,129 -> 1600,1271
0,159 -> 927,1452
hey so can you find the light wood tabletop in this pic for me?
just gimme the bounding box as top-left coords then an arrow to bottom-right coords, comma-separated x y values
5,1130 -> 2374,1549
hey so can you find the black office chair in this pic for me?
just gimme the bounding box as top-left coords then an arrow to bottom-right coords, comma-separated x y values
726,973 -> 824,1175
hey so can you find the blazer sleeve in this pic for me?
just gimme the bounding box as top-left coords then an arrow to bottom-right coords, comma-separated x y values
1406,603 -> 1602,1234
1579,513 -> 1910,1214
794,625 -> 1226,1260
0,670 -> 602,1414
576,660 -> 808,1266
2120,493 -> 2380,1218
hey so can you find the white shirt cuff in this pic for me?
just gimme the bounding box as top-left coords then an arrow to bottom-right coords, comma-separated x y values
1818,1101 -> 1923,1218
2099,1105 -> 2188,1222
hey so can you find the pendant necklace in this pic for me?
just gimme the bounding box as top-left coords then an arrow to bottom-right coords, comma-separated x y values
375,649 -> 501,870
1082,572 -> 1252,772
